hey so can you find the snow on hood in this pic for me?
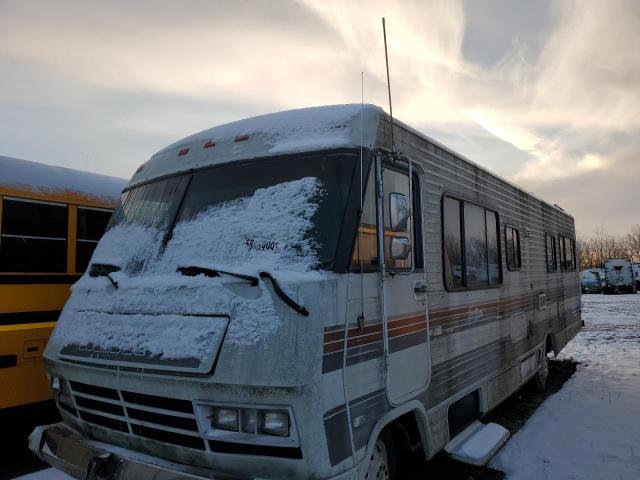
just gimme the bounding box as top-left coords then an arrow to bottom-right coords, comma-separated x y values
0,155 -> 126,202
56,177 -> 327,355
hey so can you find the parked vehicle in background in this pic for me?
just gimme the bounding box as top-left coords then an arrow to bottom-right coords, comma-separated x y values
0,155 -> 126,409
634,262 -> 640,292
603,258 -> 636,294
580,269 -> 603,294
30,105 -> 581,480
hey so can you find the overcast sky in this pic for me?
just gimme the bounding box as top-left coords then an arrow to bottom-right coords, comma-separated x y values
1,0 -> 638,235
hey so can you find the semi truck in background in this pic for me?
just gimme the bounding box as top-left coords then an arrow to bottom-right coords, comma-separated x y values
603,259 -> 636,294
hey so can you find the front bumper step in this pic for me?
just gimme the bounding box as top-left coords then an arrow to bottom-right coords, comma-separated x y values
29,423 -> 246,480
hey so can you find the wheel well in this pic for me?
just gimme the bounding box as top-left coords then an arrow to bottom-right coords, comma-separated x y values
387,411 -> 423,456
545,334 -> 554,354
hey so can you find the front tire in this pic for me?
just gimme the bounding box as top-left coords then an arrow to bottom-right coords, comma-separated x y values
364,429 -> 396,480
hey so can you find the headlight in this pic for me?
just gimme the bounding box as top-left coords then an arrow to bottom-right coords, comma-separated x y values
260,411 -> 289,437
210,408 -> 239,431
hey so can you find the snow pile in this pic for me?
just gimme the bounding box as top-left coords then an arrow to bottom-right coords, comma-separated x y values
491,294 -> 640,479
55,312 -> 227,362
0,155 -> 126,202
159,177 -> 323,275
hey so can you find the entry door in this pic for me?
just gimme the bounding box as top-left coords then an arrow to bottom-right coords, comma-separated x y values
378,157 -> 430,405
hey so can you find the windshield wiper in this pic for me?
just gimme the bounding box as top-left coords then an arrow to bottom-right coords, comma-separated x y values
89,263 -> 120,289
259,272 -> 309,316
177,266 -> 259,287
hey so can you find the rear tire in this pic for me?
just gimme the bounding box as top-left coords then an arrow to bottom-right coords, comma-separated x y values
531,347 -> 550,393
364,429 -> 397,480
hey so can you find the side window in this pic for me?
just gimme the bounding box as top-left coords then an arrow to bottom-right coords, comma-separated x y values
382,168 -> 413,270
545,234 -> 557,272
351,169 -> 378,269
505,225 -> 521,270
560,236 -> 577,271
76,207 -> 113,273
443,197 -> 463,288
0,197 -> 68,273
442,195 -> 500,290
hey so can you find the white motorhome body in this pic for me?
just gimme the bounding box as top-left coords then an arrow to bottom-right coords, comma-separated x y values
603,258 -> 636,294
31,105 -> 581,480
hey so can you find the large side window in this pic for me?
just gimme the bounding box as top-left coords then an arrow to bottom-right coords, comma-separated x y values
442,195 -> 500,290
545,234 -> 557,272
76,207 -> 113,273
505,225 -> 521,270
0,197 -> 68,272
560,236 -> 577,271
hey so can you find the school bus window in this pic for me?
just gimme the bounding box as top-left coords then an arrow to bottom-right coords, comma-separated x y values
0,197 -> 68,272
546,234 -> 558,272
505,225 -> 521,270
76,207 -> 113,273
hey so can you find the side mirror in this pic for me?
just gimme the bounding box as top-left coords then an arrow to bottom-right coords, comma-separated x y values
391,236 -> 411,260
389,193 -> 410,232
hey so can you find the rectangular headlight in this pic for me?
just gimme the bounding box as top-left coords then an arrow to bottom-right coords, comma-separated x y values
210,408 -> 239,431
260,411 -> 289,437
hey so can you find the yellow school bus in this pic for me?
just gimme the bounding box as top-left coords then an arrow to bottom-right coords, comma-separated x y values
0,155 -> 126,409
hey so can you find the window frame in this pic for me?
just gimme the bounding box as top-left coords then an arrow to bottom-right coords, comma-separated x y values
505,224 -> 522,271
559,235 -> 577,272
545,233 -> 558,272
75,205 -> 113,273
0,196 -> 69,273
349,158 -> 423,273
441,193 -> 502,292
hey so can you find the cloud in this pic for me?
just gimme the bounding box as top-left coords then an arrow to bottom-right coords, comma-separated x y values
0,0 -> 638,234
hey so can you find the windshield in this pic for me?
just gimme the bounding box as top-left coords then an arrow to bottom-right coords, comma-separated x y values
98,152 -> 358,274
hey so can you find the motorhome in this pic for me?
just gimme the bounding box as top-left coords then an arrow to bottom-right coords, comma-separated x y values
30,105 -> 581,480
0,155 -> 125,410
603,258 -> 636,294
580,269 -> 603,294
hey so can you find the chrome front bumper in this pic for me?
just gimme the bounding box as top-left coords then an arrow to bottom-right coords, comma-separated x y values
29,423 -> 246,480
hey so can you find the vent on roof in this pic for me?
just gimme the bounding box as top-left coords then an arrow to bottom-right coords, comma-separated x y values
204,141 -> 216,149
234,135 -> 249,143
178,148 -> 190,157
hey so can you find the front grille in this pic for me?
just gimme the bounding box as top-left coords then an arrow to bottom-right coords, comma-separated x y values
67,380 -> 205,451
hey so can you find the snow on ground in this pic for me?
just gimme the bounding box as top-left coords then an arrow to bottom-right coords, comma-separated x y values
492,294 -> 640,479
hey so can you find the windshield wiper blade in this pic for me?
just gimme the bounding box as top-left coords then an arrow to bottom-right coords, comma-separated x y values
89,263 -> 120,289
177,266 -> 259,287
259,272 -> 309,317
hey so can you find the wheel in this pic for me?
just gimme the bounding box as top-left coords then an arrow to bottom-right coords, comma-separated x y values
364,430 -> 396,480
532,347 -> 550,393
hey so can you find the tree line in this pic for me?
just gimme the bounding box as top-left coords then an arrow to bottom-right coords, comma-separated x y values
577,225 -> 640,270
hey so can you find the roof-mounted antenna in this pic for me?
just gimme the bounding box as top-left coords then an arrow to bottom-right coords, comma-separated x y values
382,17 -> 395,153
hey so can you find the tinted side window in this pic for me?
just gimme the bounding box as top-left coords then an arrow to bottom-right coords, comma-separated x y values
76,207 -> 113,273
506,226 -> 521,270
560,236 -> 577,271
443,197 -> 463,289
464,203 -> 487,288
486,210 -> 500,285
0,198 -> 68,272
546,234 -> 557,272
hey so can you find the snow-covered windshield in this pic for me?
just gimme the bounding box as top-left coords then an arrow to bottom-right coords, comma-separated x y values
98,152 -> 358,274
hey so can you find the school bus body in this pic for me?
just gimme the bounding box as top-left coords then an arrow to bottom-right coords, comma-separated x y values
0,156 -> 125,409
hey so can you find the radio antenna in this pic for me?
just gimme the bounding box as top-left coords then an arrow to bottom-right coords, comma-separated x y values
382,17 -> 395,153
